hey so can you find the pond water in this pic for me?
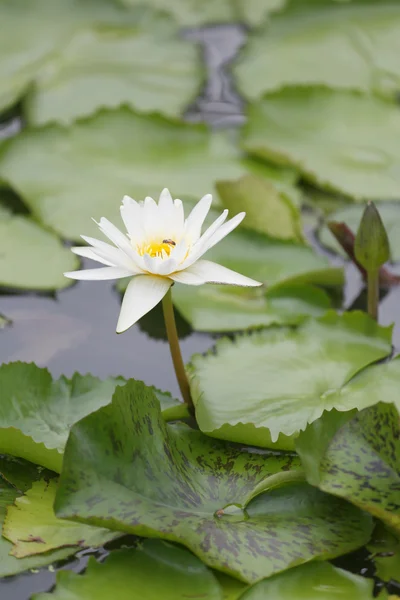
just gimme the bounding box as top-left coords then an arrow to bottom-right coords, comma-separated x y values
1,23 -> 400,600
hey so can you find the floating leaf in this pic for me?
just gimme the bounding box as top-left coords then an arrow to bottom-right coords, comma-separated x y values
235,0 -> 400,101
118,0 -> 286,27
0,205 -> 78,290
26,14 -> 202,126
320,203 -> 400,260
32,539 -> 242,600
243,89 -> 400,200
367,523 -> 400,584
189,312 -> 392,447
0,110 -> 267,241
0,363 -> 185,473
216,174 -> 303,242
238,561 -> 386,600
55,380 -> 372,583
3,479 -> 117,558
0,0 -> 139,114
173,283 -> 332,332
0,454 -> 54,493
296,403 -> 400,534
0,473 -> 76,577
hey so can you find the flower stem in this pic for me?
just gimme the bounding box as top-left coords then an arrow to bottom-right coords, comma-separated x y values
367,268 -> 379,321
162,288 -> 193,410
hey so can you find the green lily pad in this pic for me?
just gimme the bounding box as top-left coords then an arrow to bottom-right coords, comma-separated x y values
0,454 -> 54,493
55,379 -> 372,583
0,205 -> 78,291
0,472 -> 78,577
3,479 -> 117,558
0,109 -> 274,242
173,283 -> 333,332
235,1 -> 400,101
216,174 -> 303,242
333,355 -> 400,415
0,363 -> 185,473
296,403 -> 400,534
243,88 -> 400,201
32,539 -> 243,600
26,14 -> 202,126
319,203 -> 400,260
189,311 -> 392,447
118,0 -> 286,27
238,561 -> 386,600
0,0 -> 139,114
367,523 -> 400,583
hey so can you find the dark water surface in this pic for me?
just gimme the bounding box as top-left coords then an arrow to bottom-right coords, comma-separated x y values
1,24 -> 400,600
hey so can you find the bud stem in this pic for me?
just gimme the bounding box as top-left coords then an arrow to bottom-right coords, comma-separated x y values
367,269 -> 379,322
162,288 -> 193,410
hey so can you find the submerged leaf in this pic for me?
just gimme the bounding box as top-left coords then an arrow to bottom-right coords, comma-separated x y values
239,561 -> 386,599
3,479 -> 117,558
243,89 -> 400,200
33,539 -> 238,599
0,205 -> 78,291
189,311 -> 392,446
55,380 -> 372,583
26,14 -> 202,126
0,363 -> 183,472
296,403 -> 400,534
235,0 -> 400,100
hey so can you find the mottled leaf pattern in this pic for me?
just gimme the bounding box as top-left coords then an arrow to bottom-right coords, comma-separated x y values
55,380 -> 372,583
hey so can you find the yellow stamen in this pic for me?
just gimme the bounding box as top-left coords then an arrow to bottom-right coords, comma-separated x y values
138,240 -> 175,258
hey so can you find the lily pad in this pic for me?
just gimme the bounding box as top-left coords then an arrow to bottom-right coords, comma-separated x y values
243,88 -> 400,201
0,0 -> 139,114
319,203 -> 400,260
0,109 -> 271,242
173,283 -> 333,332
189,311 -> 392,447
296,403 -> 400,534
26,14 -> 202,126
0,363 -> 186,473
0,474 -> 77,577
33,539 -> 243,600
235,1 -> 400,101
216,174 -> 303,242
3,479 -> 117,558
118,0 -> 286,27
368,523 -> 400,584
0,205 -> 78,291
239,561 -> 386,600
55,379 -> 372,583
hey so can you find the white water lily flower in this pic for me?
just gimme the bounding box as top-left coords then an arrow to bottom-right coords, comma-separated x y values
64,189 -> 262,333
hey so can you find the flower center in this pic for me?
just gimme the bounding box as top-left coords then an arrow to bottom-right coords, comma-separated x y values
138,239 -> 176,258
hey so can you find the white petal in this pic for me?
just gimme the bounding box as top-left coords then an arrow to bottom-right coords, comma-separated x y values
64,267 -> 133,281
96,217 -> 132,255
159,188 -> 174,210
201,212 -> 245,254
143,196 -> 161,238
174,199 -> 184,230
81,235 -> 139,272
183,260 -> 262,287
116,275 -> 172,333
184,194 -> 213,243
179,209 -> 228,271
169,270 -> 204,285
120,196 -> 146,244
71,246 -> 114,267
